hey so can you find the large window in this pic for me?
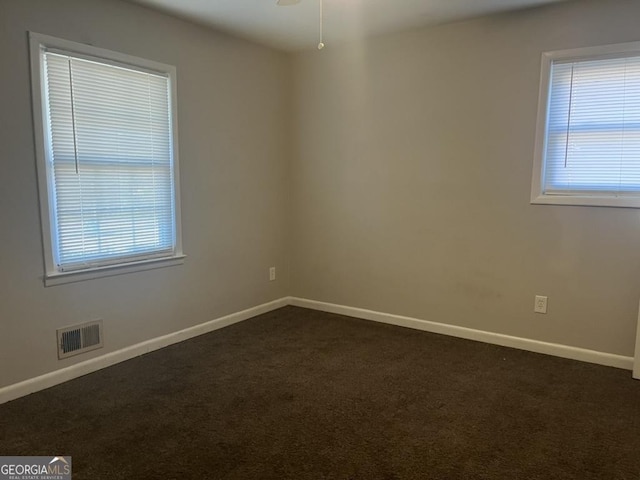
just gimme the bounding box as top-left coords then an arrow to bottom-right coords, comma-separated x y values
531,42 -> 640,208
30,33 -> 183,285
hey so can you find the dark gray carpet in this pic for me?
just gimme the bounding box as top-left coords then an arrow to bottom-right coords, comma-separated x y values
1,306 -> 640,479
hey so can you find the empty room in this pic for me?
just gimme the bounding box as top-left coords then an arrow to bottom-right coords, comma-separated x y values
1,0 -> 640,478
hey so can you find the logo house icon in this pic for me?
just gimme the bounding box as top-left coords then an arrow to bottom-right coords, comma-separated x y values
47,456 -> 71,477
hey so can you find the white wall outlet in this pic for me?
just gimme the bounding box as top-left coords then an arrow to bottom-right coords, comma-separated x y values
534,295 -> 548,314
269,267 -> 276,281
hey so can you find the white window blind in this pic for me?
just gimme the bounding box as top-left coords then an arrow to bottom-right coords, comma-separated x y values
544,55 -> 640,196
42,50 -> 177,271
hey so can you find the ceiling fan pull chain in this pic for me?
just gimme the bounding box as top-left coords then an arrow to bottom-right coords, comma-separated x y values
318,0 -> 324,49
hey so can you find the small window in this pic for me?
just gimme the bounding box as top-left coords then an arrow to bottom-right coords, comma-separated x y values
531,42 -> 640,208
29,33 -> 184,285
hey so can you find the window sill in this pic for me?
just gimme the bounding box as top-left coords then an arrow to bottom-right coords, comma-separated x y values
531,194 -> 640,209
44,254 -> 186,287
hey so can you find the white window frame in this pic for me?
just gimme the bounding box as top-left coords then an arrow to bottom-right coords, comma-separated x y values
29,32 -> 185,286
531,41 -> 640,209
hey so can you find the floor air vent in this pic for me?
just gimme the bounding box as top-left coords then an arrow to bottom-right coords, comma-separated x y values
57,320 -> 103,359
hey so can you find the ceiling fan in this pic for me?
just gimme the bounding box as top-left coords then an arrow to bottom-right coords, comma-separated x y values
277,0 -> 325,49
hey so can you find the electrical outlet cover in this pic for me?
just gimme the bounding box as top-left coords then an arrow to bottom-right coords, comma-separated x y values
534,295 -> 548,314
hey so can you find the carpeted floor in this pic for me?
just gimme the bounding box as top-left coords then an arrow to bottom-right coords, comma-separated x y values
1,306 -> 640,479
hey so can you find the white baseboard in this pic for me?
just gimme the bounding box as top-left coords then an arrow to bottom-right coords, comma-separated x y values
0,297 -> 289,405
289,297 -> 634,371
633,299 -> 640,379
2,295 -> 634,405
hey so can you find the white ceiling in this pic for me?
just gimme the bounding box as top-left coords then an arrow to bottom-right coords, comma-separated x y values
129,0 -> 567,51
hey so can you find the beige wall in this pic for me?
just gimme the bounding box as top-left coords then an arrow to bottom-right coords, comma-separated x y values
290,0 -> 640,357
2,0 -> 640,390
0,0 -> 290,387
